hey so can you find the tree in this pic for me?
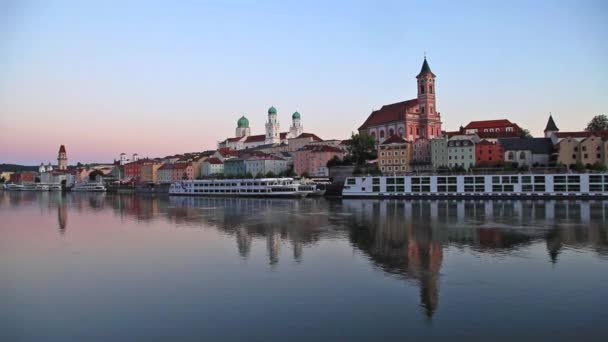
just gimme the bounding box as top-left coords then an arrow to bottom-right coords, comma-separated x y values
265,171 -> 276,178
346,132 -> 376,165
573,162 -> 585,172
0,176 -> 5,183
301,171 -> 310,178
326,155 -> 343,167
591,162 -> 608,172
585,115 -> 608,132
245,172 -> 253,179
520,129 -> 533,138
255,172 -> 264,178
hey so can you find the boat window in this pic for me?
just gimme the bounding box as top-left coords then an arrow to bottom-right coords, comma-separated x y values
567,184 -> 580,192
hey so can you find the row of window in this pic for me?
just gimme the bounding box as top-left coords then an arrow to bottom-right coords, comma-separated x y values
348,175 -> 607,187
380,166 -> 408,172
380,151 -> 407,156
380,159 -> 407,165
363,183 -> 603,193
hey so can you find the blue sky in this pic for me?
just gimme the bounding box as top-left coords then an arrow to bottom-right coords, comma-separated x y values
1,0 -> 606,164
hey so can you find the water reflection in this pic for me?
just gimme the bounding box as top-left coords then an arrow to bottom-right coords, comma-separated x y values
2,192 -> 607,321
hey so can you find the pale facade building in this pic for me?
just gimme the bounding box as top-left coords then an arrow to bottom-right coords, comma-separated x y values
430,138 -> 448,170
447,135 -> 480,170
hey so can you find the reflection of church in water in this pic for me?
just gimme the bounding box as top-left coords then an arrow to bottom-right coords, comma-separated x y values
342,199 -> 608,318
11,190 -> 606,319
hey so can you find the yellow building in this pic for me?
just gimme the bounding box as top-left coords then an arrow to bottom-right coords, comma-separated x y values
139,162 -> 162,183
580,136 -> 604,167
378,135 -> 412,174
556,137 -> 580,168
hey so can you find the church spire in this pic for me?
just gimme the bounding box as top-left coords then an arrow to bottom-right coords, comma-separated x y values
417,57 -> 435,78
544,114 -> 559,132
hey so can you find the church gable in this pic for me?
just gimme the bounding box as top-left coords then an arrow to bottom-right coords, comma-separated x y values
358,99 -> 418,131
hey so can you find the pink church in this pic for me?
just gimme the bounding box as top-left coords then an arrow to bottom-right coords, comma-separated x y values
358,58 -> 442,143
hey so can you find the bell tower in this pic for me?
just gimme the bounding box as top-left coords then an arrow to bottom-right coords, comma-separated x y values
265,106 -> 280,144
416,57 -> 442,138
57,145 -> 67,170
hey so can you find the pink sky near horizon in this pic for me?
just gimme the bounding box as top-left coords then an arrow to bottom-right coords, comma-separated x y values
1,0 -> 606,165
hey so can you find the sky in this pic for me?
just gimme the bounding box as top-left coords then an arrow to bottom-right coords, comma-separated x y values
0,0 -> 606,165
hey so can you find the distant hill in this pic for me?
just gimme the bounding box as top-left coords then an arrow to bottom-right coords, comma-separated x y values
0,164 -> 38,172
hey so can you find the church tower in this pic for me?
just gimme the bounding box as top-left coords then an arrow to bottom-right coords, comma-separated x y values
289,111 -> 303,138
57,145 -> 67,170
265,106 -> 280,144
235,115 -> 251,138
416,57 -> 442,138
544,114 -> 559,138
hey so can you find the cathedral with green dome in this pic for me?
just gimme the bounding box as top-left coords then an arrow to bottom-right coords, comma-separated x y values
220,106 -> 308,150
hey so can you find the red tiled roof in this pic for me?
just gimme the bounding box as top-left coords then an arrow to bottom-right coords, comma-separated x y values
295,133 -> 323,141
475,131 -> 522,139
300,145 -> 344,153
225,137 -> 243,143
217,147 -> 239,157
464,119 -> 514,129
380,135 -> 409,145
173,162 -> 192,169
358,99 -> 418,130
554,131 -> 608,139
158,163 -> 173,170
205,157 -> 223,165
477,139 -> 497,145
243,132 -> 288,143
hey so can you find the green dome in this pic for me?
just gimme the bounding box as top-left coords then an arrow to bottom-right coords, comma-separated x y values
237,116 -> 249,128
292,111 -> 301,119
268,106 -> 277,115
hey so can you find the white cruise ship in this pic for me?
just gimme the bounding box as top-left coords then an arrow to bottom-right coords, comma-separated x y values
343,173 -> 608,198
72,181 -> 107,192
169,178 -> 314,198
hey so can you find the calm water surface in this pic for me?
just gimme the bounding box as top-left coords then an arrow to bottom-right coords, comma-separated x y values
1,192 -> 608,341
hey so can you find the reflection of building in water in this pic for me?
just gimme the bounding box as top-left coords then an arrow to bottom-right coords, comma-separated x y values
342,199 -> 608,318
236,227 -> 252,258
346,200 -> 443,318
168,196 -> 330,265
57,195 -> 67,234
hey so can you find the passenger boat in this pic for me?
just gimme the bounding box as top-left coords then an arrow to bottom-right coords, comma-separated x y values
297,183 -> 326,197
4,183 -> 24,191
342,173 -> 608,198
72,181 -> 107,192
48,184 -> 62,191
22,183 -> 40,191
169,178 -> 313,197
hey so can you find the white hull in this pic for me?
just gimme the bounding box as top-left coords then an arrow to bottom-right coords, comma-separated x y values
169,178 -> 314,198
343,173 -> 608,198
72,182 -> 107,192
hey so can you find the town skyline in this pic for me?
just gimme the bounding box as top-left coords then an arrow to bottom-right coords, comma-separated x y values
1,0 -> 607,164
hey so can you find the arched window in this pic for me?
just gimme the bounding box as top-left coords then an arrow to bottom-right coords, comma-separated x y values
420,85 -> 425,94
370,131 -> 376,140
398,126 -> 404,137
379,130 -> 385,139
508,152 -> 514,160
519,152 -> 526,160
429,85 -> 433,94
389,128 -> 394,136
